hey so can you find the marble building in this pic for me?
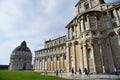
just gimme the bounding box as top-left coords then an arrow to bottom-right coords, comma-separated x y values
34,0 -> 120,74
9,41 -> 32,70
34,36 -> 66,71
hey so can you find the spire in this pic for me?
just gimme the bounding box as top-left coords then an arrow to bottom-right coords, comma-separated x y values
21,41 -> 27,47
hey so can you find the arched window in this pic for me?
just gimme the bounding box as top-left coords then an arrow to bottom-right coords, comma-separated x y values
56,56 -> 59,60
50,57 -> 52,61
64,55 -> 66,60
88,48 -> 92,58
108,32 -> 116,37
84,3 -> 89,10
90,16 -> 96,28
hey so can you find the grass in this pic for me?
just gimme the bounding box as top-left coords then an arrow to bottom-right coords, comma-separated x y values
0,70 -> 70,80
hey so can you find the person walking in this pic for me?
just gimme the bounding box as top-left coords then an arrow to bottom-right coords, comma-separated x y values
79,68 -> 82,75
72,68 -> 74,75
44,69 -> 47,75
84,68 -> 88,76
60,70 -> 62,77
56,70 -> 58,77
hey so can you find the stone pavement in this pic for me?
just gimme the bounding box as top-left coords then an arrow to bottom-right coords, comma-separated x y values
43,72 -> 120,80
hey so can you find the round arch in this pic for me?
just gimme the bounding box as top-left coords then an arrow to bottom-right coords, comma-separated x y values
74,41 -> 79,45
68,42 -> 72,46
108,32 -> 117,37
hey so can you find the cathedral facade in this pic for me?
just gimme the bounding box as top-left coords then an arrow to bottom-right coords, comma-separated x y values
34,0 -> 120,74
9,41 -> 32,70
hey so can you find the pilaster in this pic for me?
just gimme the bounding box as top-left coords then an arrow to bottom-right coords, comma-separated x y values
39,59 -> 42,71
113,8 -> 120,26
70,27 -> 73,39
66,46 -> 70,72
80,16 -> 84,32
42,57 -> 45,71
83,44 -> 88,69
37,59 -> 39,71
89,43 -> 96,73
87,14 -> 90,29
99,42 -> 105,74
72,44 -> 76,72
79,45 -> 84,72
106,38 -> 115,73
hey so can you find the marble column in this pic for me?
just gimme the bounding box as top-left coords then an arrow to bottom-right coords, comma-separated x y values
106,38 -> 115,73
87,14 -> 90,30
89,0 -> 92,8
67,28 -> 69,39
50,56 -> 53,70
117,8 -> 120,20
49,56 -> 51,70
38,59 -> 40,71
78,19 -> 82,33
113,8 -> 120,26
39,59 -> 42,71
74,25 -> 77,38
42,57 -> 45,71
83,44 -> 88,69
45,57 -> 47,70
53,55 -> 57,70
41,58 -> 43,71
36,59 -> 38,71
70,27 -> 73,39
36,59 -> 38,70
57,55 -> 60,70
80,16 -> 84,32
72,44 -> 76,72
79,45 -> 84,72
99,43 -> 105,74
66,45 -> 70,72
89,43 -> 96,73
59,55 -> 62,70
47,56 -> 50,70
61,54 -> 64,70
77,21 -> 81,36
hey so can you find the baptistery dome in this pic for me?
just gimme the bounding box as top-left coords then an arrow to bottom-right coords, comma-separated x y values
13,41 -> 31,52
9,41 -> 32,70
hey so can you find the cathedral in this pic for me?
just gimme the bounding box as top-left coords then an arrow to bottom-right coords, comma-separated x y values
34,0 -> 120,74
9,41 -> 32,70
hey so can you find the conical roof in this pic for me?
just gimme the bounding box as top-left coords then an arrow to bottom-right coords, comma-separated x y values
13,41 -> 31,52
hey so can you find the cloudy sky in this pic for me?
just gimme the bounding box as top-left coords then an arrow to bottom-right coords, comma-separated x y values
0,0 -> 119,65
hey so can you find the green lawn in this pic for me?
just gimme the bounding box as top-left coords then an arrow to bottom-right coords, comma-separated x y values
0,70 -> 70,80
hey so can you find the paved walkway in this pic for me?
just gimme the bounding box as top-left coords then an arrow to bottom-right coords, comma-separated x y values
42,72 -> 120,80
60,73 -> 120,80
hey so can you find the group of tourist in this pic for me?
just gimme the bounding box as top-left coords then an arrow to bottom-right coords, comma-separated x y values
55,70 -> 63,77
55,68 -> 89,77
44,68 -> 89,77
71,68 -> 89,76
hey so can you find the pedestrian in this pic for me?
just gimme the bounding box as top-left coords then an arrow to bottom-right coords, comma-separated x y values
60,70 -> 62,77
79,68 -> 81,75
84,68 -> 88,76
56,70 -> 58,77
72,68 -> 74,75
44,69 -> 47,75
